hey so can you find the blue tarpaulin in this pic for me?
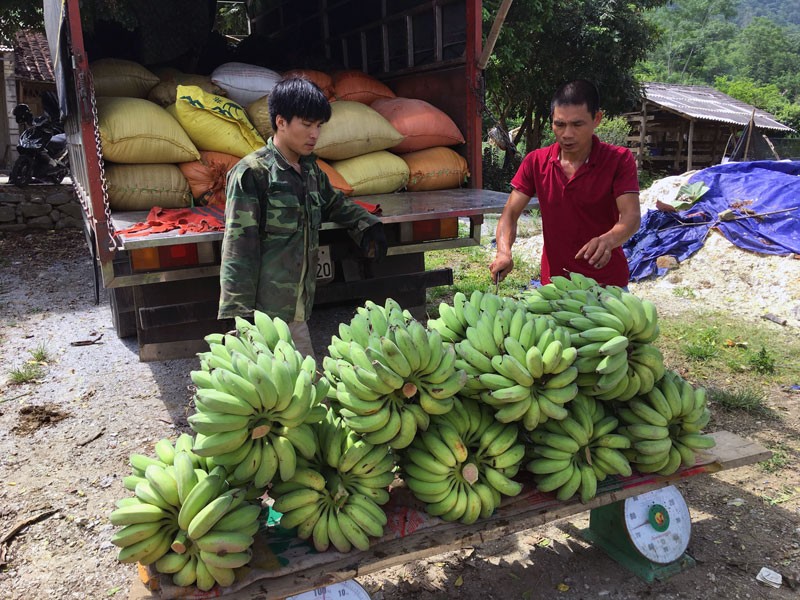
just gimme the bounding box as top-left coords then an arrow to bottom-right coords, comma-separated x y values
624,161 -> 800,281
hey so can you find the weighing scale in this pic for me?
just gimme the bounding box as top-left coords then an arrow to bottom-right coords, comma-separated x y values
581,485 -> 696,582
287,580 -> 371,600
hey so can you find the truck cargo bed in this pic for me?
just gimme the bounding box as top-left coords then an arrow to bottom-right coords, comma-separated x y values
110,189 -> 513,249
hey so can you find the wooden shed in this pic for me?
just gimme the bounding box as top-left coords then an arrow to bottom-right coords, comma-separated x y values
625,83 -> 793,173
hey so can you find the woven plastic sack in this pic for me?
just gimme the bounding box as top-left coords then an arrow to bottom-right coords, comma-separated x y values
283,69 -> 335,99
372,97 -> 465,153
246,95 -> 273,140
97,97 -> 200,164
315,101 -> 404,161
211,62 -> 282,106
331,151 -> 409,196
332,70 -> 395,105
401,146 -> 470,191
148,74 -> 227,107
106,164 -> 192,211
317,159 -> 353,196
179,151 -> 241,207
90,58 -> 159,98
174,85 -> 265,158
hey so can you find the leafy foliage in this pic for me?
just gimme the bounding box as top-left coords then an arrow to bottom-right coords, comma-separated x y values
0,0 -> 43,45
482,0 -> 664,151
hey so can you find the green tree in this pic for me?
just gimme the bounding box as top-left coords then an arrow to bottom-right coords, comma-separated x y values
715,76 -> 800,131
640,0 -> 739,83
482,0 -> 664,151
0,0 -> 43,45
729,17 -> 800,86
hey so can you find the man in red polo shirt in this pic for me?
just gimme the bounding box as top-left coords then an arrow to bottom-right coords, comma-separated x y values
490,79 -> 640,288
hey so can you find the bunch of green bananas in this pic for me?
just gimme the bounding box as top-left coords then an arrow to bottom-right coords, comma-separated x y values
427,289 -> 521,343
399,398 -> 525,523
123,433 -> 209,492
323,299 -> 467,447
189,313 -> 329,486
270,409 -> 393,552
522,273 -> 666,401
619,370 -> 716,475
454,306 -> 579,430
526,395 -> 633,502
111,445 -> 260,591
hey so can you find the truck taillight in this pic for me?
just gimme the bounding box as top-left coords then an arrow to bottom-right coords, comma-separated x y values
131,243 -> 209,272
131,247 -> 159,271
411,217 -> 459,241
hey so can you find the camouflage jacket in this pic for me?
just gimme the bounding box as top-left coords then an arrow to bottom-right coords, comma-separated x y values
218,138 -> 380,322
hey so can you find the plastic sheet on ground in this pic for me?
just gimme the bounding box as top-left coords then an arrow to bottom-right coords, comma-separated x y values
624,160 -> 800,281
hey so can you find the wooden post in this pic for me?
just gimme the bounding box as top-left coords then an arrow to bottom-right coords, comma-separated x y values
687,119 -> 695,172
744,109 -> 756,160
637,100 -> 647,169
674,121 -> 685,172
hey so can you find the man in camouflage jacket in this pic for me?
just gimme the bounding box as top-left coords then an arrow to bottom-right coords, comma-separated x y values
219,77 -> 386,357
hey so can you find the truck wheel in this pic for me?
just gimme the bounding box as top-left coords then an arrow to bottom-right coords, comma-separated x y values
110,287 -> 137,339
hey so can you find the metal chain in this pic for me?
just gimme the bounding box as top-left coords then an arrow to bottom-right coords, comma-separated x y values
88,71 -> 119,248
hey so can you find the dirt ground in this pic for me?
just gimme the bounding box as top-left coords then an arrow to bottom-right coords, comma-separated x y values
0,227 -> 798,600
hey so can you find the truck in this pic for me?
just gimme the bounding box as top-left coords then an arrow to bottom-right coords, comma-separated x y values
43,0 -> 514,361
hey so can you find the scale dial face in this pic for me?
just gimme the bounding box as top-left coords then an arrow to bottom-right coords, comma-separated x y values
623,485 -> 691,564
287,581 -> 371,600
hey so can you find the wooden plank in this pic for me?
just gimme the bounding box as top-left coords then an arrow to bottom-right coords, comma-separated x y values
128,431 -> 769,600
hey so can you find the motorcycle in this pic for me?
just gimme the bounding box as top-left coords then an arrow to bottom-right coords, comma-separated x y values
9,98 -> 70,186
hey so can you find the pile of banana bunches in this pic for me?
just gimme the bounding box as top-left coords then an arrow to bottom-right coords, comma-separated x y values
108,272 -> 715,592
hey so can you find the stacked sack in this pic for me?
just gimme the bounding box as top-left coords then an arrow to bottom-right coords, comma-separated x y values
94,57 -> 471,211
91,58 -> 199,211
91,58 -> 254,211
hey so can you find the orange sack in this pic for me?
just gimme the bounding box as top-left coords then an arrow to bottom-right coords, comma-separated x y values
401,146 -> 470,192
283,69 -> 336,99
372,97 -> 465,154
179,151 -> 241,207
332,69 -> 395,105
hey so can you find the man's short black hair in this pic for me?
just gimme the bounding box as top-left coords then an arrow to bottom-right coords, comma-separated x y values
551,79 -> 600,118
268,77 -> 332,130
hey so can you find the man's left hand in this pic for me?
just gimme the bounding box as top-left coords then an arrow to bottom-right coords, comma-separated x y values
360,223 -> 388,261
576,237 -> 614,269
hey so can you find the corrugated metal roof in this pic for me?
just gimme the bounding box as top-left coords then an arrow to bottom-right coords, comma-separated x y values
14,30 -> 54,83
644,83 -> 793,132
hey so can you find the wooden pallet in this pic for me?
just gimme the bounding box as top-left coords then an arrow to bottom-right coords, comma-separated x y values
128,430 -> 770,600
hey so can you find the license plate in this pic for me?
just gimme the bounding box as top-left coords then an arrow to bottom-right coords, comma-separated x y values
316,245 -> 334,283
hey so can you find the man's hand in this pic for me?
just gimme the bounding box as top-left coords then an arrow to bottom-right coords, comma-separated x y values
490,252 -> 514,284
575,236 -> 614,269
360,222 -> 388,261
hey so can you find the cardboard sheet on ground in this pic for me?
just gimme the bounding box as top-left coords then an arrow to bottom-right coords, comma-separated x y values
624,160 -> 800,281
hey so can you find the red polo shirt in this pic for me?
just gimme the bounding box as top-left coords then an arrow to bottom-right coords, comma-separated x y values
510,135 -> 639,287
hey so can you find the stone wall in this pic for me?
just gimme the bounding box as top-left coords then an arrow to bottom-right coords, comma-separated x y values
0,181 -> 83,231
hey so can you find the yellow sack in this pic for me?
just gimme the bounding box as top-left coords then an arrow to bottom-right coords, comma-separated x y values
97,97 -> 200,164
174,85 -> 265,158
148,74 -> 227,107
315,101 -> 404,161
105,164 -> 192,211
331,151 -> 409,196
246,95 -> 273,140
91,58 -> 159,98
401,147 -> 470,191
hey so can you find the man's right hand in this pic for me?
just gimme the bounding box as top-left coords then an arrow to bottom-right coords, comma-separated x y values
490,253 -> 514,284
